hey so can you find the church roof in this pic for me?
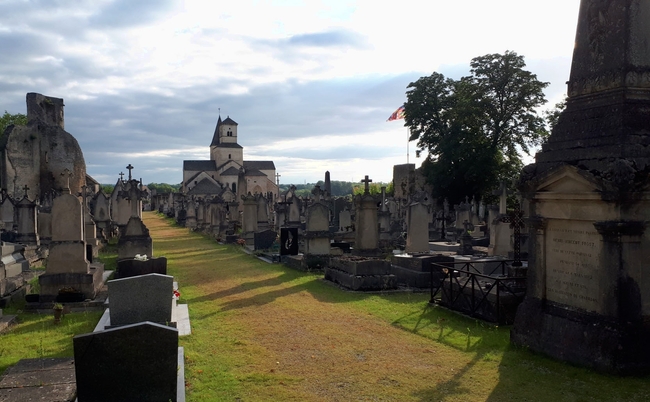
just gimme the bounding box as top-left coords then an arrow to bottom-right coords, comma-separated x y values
214,142 -> 242,149
187,178 -> 223,196
221,166 -> 240,176
184,160 -> 217,172
222,116 -> 238,125
210,116 -> 221,147
244,160 -> 275,170
245,168 -> 267,177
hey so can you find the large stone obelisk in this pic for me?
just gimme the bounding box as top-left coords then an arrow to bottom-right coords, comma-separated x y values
512,0 -> 650,374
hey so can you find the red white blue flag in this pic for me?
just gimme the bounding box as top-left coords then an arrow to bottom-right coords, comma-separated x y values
387,105 -> 405,121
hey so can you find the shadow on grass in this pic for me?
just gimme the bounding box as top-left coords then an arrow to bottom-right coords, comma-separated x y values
184,272 -> 302,305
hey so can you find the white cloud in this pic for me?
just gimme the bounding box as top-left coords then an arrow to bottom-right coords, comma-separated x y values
0,0 -> 582,185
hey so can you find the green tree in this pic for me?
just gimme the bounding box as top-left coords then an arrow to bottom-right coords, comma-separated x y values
544,96 -> 567,133
147,183 -> 179,194
404,51 -> 549,204
0,111 -> 27,137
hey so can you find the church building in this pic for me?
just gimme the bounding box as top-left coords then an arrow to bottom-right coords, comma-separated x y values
182,115 -> 278,200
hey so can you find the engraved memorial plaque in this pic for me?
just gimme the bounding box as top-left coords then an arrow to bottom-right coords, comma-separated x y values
545,219 -> 601,313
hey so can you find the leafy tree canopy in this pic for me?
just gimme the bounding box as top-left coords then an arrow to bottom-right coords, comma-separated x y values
278,181 -> 392,197
404,51 -> 550,205
0,111 -> 27,137
147,183 -> 181,193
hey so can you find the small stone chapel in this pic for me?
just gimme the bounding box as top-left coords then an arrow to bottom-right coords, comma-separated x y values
182,115 -> 278,201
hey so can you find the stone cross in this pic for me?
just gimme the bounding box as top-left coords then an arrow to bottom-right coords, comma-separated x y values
275,173 -> 281,186
126,164 -> 134,180
499,202 -> 525,267
361,175 -> 372,194
61,168 -> 72,192
119,172 -> 125,181
22,185 -> 29,199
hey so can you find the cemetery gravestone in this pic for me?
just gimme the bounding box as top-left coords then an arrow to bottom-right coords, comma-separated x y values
108,273 -> 174,327
254,229 -> 277,251
305,202 -> 331,256
39,190 -> 104,302
405,202 -> 429,253
116,256 -> 167,279
280,228 -> 299,256
73,322 -> 179,402
353,176 -> 379,255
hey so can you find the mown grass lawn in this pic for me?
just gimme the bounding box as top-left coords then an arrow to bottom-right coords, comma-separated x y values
147,212 -> 650,402
2,212 -> 648,402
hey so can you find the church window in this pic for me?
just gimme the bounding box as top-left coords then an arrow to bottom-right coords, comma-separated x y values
229,154 -> 231,159
232,183 -> 236,192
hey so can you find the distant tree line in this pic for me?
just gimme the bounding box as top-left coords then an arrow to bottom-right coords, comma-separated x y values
99,182 -> 181,195
278,180 -> 393,198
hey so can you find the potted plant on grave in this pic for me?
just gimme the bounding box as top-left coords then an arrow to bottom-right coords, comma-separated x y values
53,303 -> 64,323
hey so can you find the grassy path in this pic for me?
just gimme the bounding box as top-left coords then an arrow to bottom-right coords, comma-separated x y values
145,212 -> 650,402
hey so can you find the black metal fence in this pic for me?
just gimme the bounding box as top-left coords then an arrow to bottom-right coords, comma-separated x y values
429,260 -> 527,324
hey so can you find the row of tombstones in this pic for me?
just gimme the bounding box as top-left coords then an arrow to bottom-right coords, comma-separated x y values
74,259 -> 185,401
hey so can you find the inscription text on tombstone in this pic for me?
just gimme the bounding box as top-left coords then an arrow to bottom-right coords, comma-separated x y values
545,219 -> 601,313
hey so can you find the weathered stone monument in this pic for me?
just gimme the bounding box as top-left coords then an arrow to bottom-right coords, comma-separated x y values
0,93 -> 87,202
14,188 -> 39,246
512,0 -> 650,373
241,192 -> 257,245
117,168 -> 153,260
353,176 -> 379,255
38,174 -> 104,302
304,201 -> 331,266
405,202 -> 430,253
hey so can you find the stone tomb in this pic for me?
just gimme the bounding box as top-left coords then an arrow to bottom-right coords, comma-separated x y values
107,273 -> 174,328
390,253 -> 454,289
74,322 -> 181,402
38,192 -> 104,302
325,256 -> 396,291
511,0 -> 650,373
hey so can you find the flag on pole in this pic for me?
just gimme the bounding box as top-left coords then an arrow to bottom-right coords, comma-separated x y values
386,105 -> 405,121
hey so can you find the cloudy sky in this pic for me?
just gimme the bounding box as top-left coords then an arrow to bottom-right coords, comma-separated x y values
1,0 -> 581,185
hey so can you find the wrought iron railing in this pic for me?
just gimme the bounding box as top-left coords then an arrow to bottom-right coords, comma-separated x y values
429,260 -> 526,324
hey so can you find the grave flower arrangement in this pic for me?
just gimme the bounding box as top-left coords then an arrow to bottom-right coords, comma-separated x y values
236,238 -> 246,246
173,289 -> 181,299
